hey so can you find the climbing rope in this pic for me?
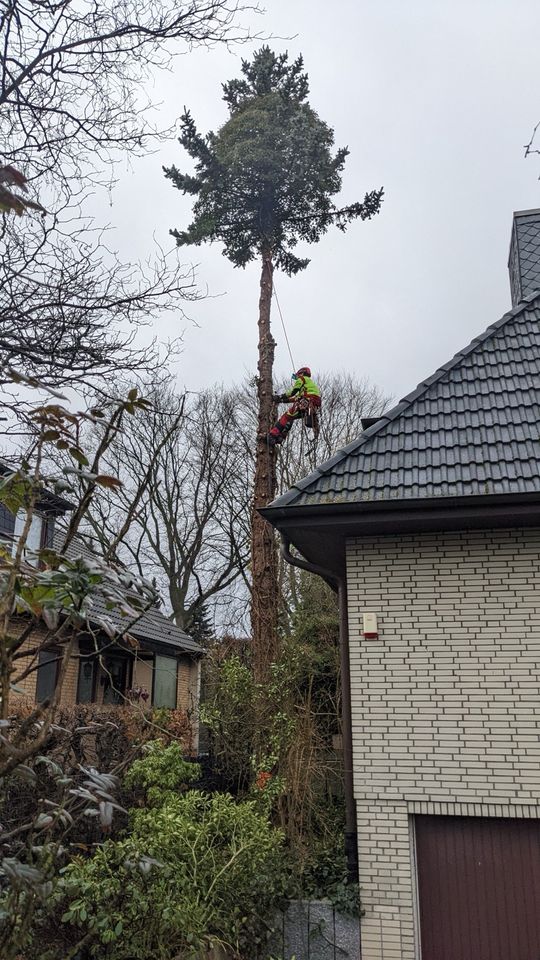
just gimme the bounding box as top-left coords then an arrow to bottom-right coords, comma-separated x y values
273,282 -> 296,374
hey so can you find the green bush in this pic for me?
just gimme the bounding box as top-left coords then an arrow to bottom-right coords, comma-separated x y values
38,742 -> 288,959
294,824 -> 361,917
124,739 -> 200,805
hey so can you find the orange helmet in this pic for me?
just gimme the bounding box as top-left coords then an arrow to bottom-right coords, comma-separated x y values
294,366 -> 311,377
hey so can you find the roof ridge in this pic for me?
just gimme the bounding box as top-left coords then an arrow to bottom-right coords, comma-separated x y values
271,292 -> 540,508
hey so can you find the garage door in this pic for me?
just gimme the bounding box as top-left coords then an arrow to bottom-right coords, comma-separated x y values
415,815 -> 540,960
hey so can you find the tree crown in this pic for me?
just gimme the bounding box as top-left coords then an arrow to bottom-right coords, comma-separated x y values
165,47 -> 383,274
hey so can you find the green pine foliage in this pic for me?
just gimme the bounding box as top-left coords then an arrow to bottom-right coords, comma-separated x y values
187,603 -> 214,646
164,46 -> 383,273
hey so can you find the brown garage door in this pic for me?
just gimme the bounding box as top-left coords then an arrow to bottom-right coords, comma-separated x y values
415,815 -> 540,960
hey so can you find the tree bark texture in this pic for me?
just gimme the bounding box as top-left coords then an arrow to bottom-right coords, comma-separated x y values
250,248 -> 279,683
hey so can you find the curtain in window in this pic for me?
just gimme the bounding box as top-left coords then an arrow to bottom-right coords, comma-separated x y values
153,655 -> 178,709
77,657 -> 96,703
36,649 -> 58,702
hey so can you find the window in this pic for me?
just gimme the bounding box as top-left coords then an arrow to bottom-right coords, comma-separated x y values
77,657 -> 96,703
102,655 -> 129,705
13,511 -> 43,564
0,504 -> 15,543
153,655 -> 178,709
35,649 -> 58,703
42,516 -> 54,548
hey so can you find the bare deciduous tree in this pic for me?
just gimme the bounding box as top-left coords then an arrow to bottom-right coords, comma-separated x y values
1,0 -> 251,189
72,382 -> 252,635
77,374 -> 389,633
0,0 -> 251,389
57,373 -> 388,639
0,210 -> 198,389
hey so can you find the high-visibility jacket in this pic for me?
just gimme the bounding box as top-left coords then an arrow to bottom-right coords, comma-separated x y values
286,374 -> 320,400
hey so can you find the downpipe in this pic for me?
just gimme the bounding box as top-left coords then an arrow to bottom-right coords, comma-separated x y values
280,534 -> 358,883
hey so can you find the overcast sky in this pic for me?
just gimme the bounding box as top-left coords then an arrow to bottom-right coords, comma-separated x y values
92,0 -> 540,406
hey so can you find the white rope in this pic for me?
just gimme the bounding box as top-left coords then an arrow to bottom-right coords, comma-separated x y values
273,282 -> 296,373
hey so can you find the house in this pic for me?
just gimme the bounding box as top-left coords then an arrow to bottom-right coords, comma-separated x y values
262,209 -> 540,960
1,475 -> 204,727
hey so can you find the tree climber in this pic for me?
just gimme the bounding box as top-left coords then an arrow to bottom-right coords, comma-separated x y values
266,367 -> 321,446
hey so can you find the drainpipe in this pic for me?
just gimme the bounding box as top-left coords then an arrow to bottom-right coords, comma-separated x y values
280,534 -> 358,882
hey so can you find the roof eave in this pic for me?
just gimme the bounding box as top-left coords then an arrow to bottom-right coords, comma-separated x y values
132,635 -> 205,658
261,489 -> 540,524
262,491 -> 540,580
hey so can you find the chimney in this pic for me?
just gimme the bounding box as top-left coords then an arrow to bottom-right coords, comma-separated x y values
508,208 -> 540,307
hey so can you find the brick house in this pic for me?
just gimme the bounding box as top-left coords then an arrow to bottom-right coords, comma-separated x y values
263,210 -> 540,960
3,479 -> 204,726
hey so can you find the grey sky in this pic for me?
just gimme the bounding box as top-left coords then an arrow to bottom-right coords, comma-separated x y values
94,0 -> 540,404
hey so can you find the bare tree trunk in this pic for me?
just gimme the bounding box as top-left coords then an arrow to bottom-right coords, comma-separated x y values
250,247 -> 279,682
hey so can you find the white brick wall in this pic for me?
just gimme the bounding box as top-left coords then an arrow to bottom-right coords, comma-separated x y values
346,527 -> 540,960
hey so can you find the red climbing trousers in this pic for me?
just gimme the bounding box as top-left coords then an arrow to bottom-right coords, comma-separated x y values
268,395 -> 321,445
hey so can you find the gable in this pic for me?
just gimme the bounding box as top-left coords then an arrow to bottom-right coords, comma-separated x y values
268,295 -> 540,511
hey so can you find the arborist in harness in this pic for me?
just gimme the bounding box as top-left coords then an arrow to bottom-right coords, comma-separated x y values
266,367 -> 321,446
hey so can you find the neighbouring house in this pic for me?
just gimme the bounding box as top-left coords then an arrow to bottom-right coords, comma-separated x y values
1,473 -> 204,734
263,209 -> 540,960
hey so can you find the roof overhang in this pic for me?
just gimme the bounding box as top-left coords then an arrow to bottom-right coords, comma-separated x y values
261,491 -> 540,580
129,636 -> 203,659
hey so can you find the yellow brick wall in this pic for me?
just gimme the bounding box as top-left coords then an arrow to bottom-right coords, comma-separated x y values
176,655 -> 191,712
10,628 -> 40,702
347,528 -> 540,960
62,643 -> 79,705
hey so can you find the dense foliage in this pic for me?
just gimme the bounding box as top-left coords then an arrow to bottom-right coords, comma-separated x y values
201,576 -> 361,915
34,742 -> 288,959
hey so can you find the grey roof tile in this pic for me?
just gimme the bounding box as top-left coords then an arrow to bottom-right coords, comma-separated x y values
53,533 -> 203,656
267,296 -> 540,510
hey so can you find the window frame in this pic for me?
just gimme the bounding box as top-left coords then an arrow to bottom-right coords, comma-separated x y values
35,648 -> 59,703
152,654 -> 178,709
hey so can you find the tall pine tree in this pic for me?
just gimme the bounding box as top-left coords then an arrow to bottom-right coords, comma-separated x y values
165,47 -> 383,680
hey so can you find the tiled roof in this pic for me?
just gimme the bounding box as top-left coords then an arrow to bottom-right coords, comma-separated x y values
53,532 -> 204,657
267,294 -> 540,511
85,593 -> 204,657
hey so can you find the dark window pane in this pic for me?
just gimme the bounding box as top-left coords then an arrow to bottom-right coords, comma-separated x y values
36,649 -> 58,703
153,655 -> 177,709
102,656 -> 128,705
0,504 -> 15,539
42,517 -> 54,548
77,657 -> 96,703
